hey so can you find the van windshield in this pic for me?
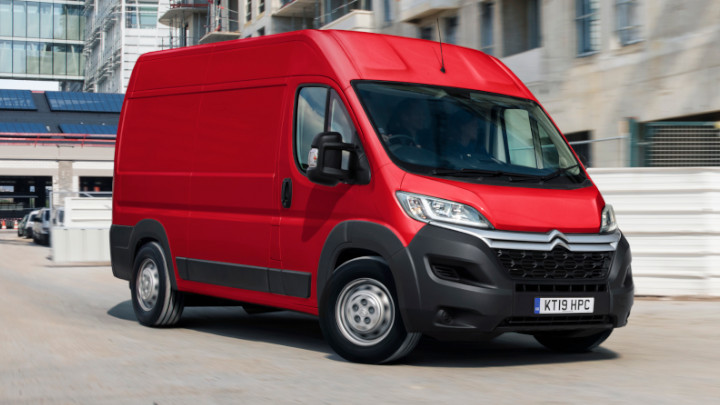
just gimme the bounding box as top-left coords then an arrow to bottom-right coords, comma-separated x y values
354,81 -> 587,186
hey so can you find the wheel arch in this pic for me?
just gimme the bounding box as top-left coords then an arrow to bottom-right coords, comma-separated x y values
119,219 -> 178,290
317,221 -> 421,329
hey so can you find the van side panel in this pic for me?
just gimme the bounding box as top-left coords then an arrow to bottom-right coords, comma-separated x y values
113,91 -> 198,265
181,82 -> 287,300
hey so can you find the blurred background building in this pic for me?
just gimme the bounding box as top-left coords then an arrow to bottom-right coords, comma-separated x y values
0,89 -> 119,219
0,0 -> 86,91
82,0 -> 171,93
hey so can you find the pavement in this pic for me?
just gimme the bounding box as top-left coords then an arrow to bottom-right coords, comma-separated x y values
1,230 -> 719,404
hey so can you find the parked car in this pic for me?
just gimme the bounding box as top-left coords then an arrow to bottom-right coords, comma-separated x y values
111,30 -> 633,364
17,214 -> 30,237
24,210 -> 40,239
32,208 -> 51,245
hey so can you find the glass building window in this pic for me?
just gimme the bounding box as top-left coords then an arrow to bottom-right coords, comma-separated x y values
67,44 -> 82,76
419,26 -> 433,41
576,0 -> 599,56
383,0 -> 392,23
480,2 -> 494,55
445,16 -> 458,45
126,2 -> 159,29
40,3 -> 52,39
13,1 -> 26,37
501,0 -> 540,57
259,0 -> 264,14
616,0 -> 641,45
0,41 -> 11,74
53,44 -> 67,75
26,42 -> 41,75
26,2 -> 40,38
13,42 -> 27,73
67,6 -> 81,40
53,3 -> 66,40
40,43 -> 53,75
246,0 -> 252,22
0,0 -> 11,37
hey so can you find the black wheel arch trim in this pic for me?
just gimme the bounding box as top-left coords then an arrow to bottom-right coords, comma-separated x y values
110,219 -> 178,290
317,220 -> 422,330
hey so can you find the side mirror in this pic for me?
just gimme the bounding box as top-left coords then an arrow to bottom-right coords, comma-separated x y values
307,132 -> 358,186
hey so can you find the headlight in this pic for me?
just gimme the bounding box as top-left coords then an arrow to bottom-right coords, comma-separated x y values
600,204 -> 618,233
396,191 -> 492,229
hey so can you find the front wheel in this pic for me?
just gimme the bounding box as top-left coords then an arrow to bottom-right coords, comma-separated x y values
319,257 -> 420,364
533,328 -> 613,353
131,241 -> 184,327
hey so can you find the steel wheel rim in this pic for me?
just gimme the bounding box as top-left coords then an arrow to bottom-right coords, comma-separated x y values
136,258 -> 160,312
335,278 -> 395,346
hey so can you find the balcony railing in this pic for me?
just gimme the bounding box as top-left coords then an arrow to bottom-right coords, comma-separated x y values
0,133 -> 115,148
398,0 -> 461,23
314,0 -> 371,28
275,0 -> 317,18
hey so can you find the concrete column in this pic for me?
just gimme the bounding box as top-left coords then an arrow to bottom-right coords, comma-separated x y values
54,161 -> 74,207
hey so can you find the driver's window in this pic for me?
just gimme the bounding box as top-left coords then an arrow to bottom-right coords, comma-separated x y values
295,86 -> 356,170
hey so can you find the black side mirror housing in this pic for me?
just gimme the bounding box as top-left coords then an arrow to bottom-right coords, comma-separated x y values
307,132 -> 362,186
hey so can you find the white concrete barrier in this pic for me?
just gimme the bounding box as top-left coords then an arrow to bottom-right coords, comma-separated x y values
51,227 -> 110,264
589,167 -> 720,296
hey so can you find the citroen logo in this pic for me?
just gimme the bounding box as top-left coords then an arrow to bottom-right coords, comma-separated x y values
547,230 -> 571,250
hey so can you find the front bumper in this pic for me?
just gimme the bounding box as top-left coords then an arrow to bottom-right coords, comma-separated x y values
394,224 -> 633,340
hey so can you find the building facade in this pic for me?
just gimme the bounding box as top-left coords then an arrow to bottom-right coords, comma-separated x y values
83,0 -> 171,93
0,0 -> 86,90
0,89 -> 119,220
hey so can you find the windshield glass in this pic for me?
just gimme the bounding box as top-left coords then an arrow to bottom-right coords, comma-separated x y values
354,81 -> 587,186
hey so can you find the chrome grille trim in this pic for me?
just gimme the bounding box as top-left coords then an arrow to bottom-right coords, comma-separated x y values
429,223 -> 620,252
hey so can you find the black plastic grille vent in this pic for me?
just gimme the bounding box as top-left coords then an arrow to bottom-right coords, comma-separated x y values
495,248 -> 612,280
501,315 -> 611,327
515,283 -> 607,293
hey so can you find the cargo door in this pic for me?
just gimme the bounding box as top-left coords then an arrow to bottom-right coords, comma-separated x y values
182,82 -> 286,299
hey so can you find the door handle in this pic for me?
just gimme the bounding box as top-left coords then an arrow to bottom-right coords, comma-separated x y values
281,178 -> 292,209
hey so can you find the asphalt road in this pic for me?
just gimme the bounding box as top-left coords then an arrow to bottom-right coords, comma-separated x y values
1,230 -> 719,404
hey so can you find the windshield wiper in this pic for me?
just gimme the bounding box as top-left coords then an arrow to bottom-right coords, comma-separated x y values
539,164 -> 582,182
431,168 -> 504,178
431,168 -> 542,181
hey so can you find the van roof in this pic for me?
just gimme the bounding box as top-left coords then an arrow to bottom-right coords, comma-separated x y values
128,30 -> 534,101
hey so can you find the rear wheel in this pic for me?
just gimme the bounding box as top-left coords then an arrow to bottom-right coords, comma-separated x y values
533,329 -> 612,353
319,257 -> 420,364
131,241 -> 184,326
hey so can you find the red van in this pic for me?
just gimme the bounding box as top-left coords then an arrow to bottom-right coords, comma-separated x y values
111,30 -> 633,364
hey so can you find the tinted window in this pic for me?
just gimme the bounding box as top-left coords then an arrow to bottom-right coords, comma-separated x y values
354,81 -> 586,186
295,87 -> 355,170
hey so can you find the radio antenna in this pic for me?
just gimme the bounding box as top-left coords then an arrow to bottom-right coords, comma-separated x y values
437,19 -> 446,73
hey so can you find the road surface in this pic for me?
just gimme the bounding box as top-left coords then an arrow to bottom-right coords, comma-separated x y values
1,231 -> 719,403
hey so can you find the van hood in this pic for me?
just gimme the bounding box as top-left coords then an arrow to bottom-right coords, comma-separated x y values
400,174 -> 605,234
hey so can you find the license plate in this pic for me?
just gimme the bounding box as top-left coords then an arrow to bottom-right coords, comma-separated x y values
534,297 -> 594,314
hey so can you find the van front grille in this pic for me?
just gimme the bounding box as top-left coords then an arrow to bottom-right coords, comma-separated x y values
495,248 -> 612,280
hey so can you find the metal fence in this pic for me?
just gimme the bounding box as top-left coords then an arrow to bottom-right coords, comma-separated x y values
644,122 -> 720,167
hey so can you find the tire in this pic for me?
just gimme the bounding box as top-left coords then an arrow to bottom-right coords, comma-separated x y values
319,257 -> 421,364
130,241 -> 184,327
534,328 -> 613,353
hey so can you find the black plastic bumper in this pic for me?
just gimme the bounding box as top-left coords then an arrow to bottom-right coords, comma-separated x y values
394,225 -> 634,340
